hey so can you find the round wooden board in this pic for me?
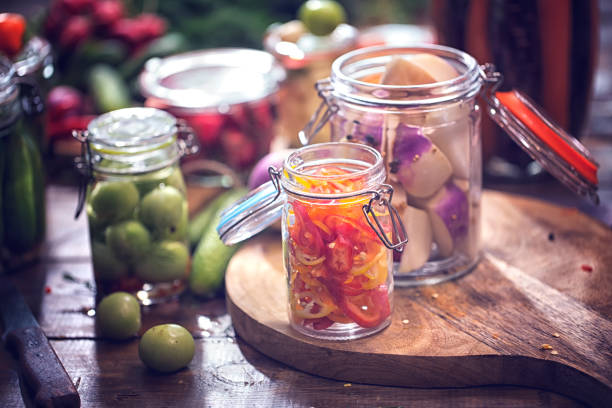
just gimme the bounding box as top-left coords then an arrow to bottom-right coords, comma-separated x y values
225,190 -> 612,406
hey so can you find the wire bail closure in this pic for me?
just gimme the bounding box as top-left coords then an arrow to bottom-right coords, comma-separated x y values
176,119 -> 200,156
72,129 -> 93,219
362,184 -> 408,251
298,78 -> 338,145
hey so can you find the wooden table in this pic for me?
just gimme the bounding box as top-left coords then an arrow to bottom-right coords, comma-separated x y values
0,173 -> 610,407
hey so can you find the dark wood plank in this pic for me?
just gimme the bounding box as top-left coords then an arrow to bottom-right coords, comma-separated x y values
225,191 -> 612,406
42,338 -> 583,408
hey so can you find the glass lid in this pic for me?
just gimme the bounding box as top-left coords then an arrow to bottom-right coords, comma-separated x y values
217,180 -> 284,246
481,64 -> 599,204
87,107 -> 177,155
139,48 -> 285,110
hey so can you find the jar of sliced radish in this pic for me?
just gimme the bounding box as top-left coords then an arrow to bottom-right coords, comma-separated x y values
217,142 -> 407,340
301,45 -> 599,286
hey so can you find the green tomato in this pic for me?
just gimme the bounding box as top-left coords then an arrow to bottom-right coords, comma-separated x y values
90,181 -> 139,224
165,167 -> 186,195
96,292 -> 141,340
139,186 -> 186,240
87,204 -> 107,242
139,324 -> 195,373
299,0 -> 346,36
135,241 -> 189,283
106,220 -> 151,263
92,241 -> 129,281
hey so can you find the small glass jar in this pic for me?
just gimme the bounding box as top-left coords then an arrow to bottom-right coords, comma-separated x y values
302,45 -> 599,287
218,142 -> 407,340
0,57 -> 46,271
74,107 -> 198,304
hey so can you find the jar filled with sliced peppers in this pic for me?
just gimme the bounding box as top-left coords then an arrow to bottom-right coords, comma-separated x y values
218,142 -> 407,340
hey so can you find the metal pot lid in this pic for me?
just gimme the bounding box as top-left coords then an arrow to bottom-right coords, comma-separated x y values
481,64 -> 599,204
139,48 -> 285,110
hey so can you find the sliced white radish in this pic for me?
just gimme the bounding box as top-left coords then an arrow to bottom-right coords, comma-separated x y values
397,206 -> 433,273
381,54 -> 458,86
426,120 -> 471,179
422,181 -> 469,258
389,124 -> 452,198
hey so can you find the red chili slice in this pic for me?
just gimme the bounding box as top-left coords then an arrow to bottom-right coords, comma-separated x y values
291,202 -> 325,257
325,234 -> 354,275
308,317 -> 335,331
337,286 -> 390,328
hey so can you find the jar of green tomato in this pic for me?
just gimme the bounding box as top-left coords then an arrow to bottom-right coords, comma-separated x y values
74,107 -> 198,304
0,57 -> 46,271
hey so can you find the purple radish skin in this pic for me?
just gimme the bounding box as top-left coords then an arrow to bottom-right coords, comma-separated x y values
427,182 -> 469,257
247,149 -> 295,190
390,124 -> 452,198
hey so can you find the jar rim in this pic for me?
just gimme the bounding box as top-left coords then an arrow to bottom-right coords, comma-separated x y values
87,107 -> 177,154
330,44 -> 481,106
139,48 -> 285,109
281,142 -> 385,198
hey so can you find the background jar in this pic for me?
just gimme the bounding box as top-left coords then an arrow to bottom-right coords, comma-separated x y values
0,57 -> 46,271
139,49 -> 284,177
75,107 -> 197,304
305,45 -> 483,287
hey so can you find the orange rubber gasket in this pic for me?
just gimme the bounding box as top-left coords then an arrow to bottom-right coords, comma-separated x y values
496,91 -> 598,186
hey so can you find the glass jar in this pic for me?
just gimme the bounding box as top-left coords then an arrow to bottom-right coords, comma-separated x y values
74,107 -> 198,304
264,23 -> 358,147
139,49 -> 284,176
302,45 -> 482,286
218,142 -> 407,340
0,57 -> 46,271
13,37 -> 53,150
301,45 -> 599,287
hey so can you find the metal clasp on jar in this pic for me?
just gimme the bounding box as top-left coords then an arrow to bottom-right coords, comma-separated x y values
298,78 -> 338,145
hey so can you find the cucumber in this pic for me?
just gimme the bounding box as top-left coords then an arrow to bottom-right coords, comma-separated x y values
88,64 -> 131,113
22,123 -> 45,240
188,188 -> 246,250
3,129 -> 38,253
189,188 -> 247,297
120,32 -> 188,80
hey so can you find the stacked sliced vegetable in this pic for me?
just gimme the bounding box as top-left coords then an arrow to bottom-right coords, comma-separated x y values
286,166 -> 391,332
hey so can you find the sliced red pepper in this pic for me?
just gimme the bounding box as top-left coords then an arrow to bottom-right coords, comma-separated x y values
291,201 -> 325,257
307,316 -> 335,331
324,234 -> 354,275
337,286 -> 390,328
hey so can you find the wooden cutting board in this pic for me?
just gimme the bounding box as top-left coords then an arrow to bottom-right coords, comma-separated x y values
225,190 -> 612,406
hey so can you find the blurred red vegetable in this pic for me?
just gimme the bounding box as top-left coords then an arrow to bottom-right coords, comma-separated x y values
92,0 -> 124,29
0,13 -> 26,57
59,0 -> 94,15
221,129 -> 256,169
47,86 -> 84,119
59,16 -> 92,50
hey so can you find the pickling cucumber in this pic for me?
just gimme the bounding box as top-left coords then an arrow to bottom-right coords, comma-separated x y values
88,64 -> 131,113
189,188 -> 246,297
